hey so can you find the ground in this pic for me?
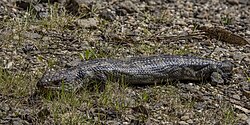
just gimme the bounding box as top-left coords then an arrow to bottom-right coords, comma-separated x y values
0,0 -> 250,124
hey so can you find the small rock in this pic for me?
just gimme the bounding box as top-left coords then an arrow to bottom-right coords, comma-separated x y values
106,120 -> 120,124
181,115 -> 190,121
76,18 -> 98,28
13,120 -> 22,125
5,61 -> 13,69
243,90 -> 250,99
178,121 -> 189,125
0,103 -> 10,112
194,102 -> 206,111
247,117 -> 250,124
99,9 -> 116,21
234,104 -> 250,114
147,0 -> 156,6
239,0 -> 248,4
65,0 -> 94,15
211,72 -> 224,84
232,94 -> 241,100
122,122 -> 130,125
175,20 -> 187,26
236,113 -> 248,121
157,116 -> 163,120
119,1 -> 139,13
23,32 -> 42,39
246,30 -> 250,36
187,119 -> 193,124
232,52 -> 246,61
227,0 -> 239,5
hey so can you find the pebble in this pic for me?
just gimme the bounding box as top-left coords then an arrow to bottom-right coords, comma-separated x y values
246,30 -> 250,36
227,0 -> 239,5
157,116 -> 163,120
247,117 -> 250,124
236,113 -> 248,121
181,115 -> 190,121
178,121 -> 189,125
232,94 -> 241,100
122,122 -> 130,125
76,18 -> 98,28
99,9 -> 116,21
119,1 -> 139,13
147,0 -> 156,6
187,119 -> 193,124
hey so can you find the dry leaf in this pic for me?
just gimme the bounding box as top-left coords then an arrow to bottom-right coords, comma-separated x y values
199,26 -> 249,45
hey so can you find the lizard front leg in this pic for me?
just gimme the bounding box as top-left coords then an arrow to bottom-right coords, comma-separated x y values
194,65 -> 225,84
77,70 -> 107,92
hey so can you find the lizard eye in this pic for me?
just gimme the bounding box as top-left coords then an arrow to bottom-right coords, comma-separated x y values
221,61 -> 233,72
51,78 -> 67,86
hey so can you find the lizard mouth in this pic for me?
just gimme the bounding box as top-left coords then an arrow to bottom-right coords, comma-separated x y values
37,84 -> 72,94
37,79 -> 69,91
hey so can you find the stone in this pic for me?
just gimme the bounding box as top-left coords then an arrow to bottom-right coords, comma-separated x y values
76,18 -> 98,28
232,94 -> 241,100
99,9 -> 116,21
187,119 -> 193,124
236,113 -> 248,121
227,0 -> 239,5
247,117 -> 250,125
181,115 -> 190,121
239,0 -> 248,4
119,1 -> 139,13
245,30 -> 250,36
147,0 -> 156,6
65,0 -> 95,15
178,121 -> 189,125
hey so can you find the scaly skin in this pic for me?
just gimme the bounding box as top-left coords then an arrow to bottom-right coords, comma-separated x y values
37,55 -> 233,92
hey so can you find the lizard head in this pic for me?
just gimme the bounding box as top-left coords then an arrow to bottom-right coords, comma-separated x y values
213,60 -> 233,84
220,60 -> 233,77
37,68 -> 85,92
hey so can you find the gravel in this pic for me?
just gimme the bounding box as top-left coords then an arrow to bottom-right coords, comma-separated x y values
0,0 -> 249,124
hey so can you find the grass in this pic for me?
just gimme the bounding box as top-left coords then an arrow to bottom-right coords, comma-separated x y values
244,70 -> 250,82
221,15 -> 233,26
222,103 -> 239,124
0,2 -> 247,125
0,68 -> 35,97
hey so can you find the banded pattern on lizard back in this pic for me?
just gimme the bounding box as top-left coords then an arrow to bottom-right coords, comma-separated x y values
37,55 -> 233,92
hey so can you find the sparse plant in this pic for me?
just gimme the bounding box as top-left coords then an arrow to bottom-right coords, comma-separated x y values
222,104 -> 238,124
221,15 -> 232,26
141,90 -> 150,103
0,68 -> 34,96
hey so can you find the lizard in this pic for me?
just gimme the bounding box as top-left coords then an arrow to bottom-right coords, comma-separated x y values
37,55 -> 233,92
